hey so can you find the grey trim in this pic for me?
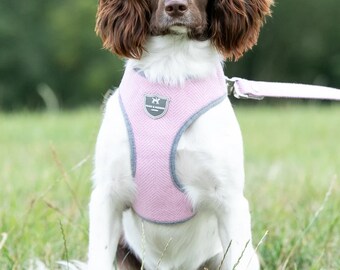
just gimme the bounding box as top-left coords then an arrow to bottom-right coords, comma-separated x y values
119,94 -> 137,177
170,94 -> 227,191
132,208 -> 196,225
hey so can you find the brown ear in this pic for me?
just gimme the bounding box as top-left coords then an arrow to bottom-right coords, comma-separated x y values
209,0 -> 273,60
95,0 -> 151,59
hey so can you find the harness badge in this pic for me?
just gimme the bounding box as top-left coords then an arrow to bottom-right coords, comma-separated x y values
144,95 -> 170,119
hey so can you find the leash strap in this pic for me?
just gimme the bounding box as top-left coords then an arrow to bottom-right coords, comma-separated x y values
226,77 -> 340,101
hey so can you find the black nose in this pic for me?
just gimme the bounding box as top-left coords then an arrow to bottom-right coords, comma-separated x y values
165,0 -> 188,17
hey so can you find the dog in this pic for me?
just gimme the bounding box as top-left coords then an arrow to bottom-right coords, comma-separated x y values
89,0 -> 273,269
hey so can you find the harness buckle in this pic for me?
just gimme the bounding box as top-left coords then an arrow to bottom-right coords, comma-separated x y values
225,77 -> 264,100
225,77 -> 236,96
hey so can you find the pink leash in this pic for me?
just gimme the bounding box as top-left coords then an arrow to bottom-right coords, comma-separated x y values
226,77 -> 340,101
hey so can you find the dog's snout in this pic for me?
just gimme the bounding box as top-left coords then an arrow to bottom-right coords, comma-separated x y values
165,0 -> 188,17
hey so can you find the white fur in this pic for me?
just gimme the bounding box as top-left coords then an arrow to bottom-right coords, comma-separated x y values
88,35 -> 259,270
128,36 -> 222,86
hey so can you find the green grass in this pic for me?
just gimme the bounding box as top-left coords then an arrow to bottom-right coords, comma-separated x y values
0,105 -> 339,269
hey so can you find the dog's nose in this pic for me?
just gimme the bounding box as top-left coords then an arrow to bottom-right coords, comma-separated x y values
165,0 -> 188,17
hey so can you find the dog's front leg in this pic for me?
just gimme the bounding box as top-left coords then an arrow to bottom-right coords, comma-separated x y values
87,93 -> 134,270
88,183 -> 122,270
217,196 -> 259,270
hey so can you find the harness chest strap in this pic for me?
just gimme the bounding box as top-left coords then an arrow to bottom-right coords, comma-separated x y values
227,77 -> 340,101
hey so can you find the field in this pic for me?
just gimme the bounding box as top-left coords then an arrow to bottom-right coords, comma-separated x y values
0,105 -> 339,270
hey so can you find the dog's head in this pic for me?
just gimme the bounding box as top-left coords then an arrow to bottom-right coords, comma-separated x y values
95,0 -> 273,60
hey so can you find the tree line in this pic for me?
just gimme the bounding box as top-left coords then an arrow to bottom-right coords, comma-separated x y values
0,0 -> 339,110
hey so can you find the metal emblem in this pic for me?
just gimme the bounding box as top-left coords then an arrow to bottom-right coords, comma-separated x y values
144,95 -> 170,119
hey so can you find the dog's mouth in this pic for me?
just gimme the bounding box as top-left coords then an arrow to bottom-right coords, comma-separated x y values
150,20 -> 208,40
169,25 -> 188,34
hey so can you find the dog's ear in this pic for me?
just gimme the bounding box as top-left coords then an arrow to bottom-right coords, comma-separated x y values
95,0 -> 151,59
209,0 -> 273,60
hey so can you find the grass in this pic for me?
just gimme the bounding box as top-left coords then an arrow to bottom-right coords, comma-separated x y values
0,104 -> 339,269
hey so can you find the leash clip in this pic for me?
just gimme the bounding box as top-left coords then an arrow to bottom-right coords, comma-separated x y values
226,77 -> 264,100
225,77 -> 236,96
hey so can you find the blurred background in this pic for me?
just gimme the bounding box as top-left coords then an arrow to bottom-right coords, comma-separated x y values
1,0 -> 340,110
1,1 -> 340,268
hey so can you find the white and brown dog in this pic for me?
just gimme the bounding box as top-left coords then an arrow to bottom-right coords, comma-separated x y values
89,0 -> 273,269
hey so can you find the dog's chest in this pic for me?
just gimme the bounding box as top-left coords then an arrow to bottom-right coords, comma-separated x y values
118,66 -> 227,224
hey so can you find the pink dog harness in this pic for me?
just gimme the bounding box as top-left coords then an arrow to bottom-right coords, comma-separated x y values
119,65 -> 226,224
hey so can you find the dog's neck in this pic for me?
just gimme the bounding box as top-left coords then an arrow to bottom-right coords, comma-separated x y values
127,36 -> 223,86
